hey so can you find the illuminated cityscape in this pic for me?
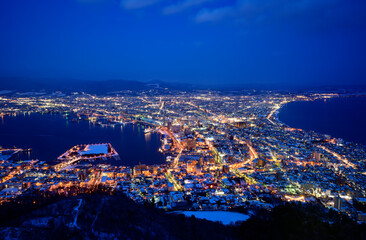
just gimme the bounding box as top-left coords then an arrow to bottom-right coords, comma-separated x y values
1,0 -> 366,238
1,91 -> 366,226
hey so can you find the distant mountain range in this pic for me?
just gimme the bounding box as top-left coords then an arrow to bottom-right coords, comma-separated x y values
0,78 -> 196,94
0,77 -> 366,94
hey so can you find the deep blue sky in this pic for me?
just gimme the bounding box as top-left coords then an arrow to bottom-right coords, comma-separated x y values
0,0 -> 365,86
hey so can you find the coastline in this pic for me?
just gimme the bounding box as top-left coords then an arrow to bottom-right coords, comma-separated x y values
273,97 -> 315,128
0,113 -> 166,165
275,95 -> 366,145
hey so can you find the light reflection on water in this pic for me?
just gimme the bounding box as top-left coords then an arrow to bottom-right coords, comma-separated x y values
0,113 -> 165,166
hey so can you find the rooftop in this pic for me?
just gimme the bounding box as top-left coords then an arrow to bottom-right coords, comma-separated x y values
81,144 -> 109,156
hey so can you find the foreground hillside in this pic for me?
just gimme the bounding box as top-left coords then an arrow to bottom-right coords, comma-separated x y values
0,193 -> 365,240
0,193 -> 236,240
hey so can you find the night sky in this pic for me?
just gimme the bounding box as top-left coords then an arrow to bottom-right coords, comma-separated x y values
0,0 -> 365,87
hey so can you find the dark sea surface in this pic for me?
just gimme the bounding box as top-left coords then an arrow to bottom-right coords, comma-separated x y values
0,113 -> 165,166
278,96 -> 366,146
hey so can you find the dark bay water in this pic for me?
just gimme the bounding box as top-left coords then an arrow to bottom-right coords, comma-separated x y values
0,113 -> 165,166
278,96 -> 366,145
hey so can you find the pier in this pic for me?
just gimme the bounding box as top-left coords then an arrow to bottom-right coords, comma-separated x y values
54,143 -> 119,171
0,148 -> 31,161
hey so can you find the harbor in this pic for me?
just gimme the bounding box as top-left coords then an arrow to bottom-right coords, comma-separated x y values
0,148 -> 32,161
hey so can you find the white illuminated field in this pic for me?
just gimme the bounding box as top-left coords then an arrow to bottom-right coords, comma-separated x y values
179,211 -> 251,225
81,144 -> 108,155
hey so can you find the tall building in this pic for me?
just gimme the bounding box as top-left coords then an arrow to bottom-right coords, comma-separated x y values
222,165 -> 230,174
275,171 -> 282,181
334,195 -> 343,210
313,152 -> 322,161
171,124 -> 181,133
195,164 -> 202,175
183,137 -> 196,150
234,121 -> 248,128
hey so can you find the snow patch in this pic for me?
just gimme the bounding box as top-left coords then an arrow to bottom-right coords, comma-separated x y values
178,211 -> 251,225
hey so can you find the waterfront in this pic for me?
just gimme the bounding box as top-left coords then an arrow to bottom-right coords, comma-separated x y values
278,96 -> 366,146
1,92 -> 366,226
0,113 -> 165,166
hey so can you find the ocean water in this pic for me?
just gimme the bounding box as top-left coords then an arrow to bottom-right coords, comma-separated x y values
278,96 -> 366,145
0,113 -> 165,166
